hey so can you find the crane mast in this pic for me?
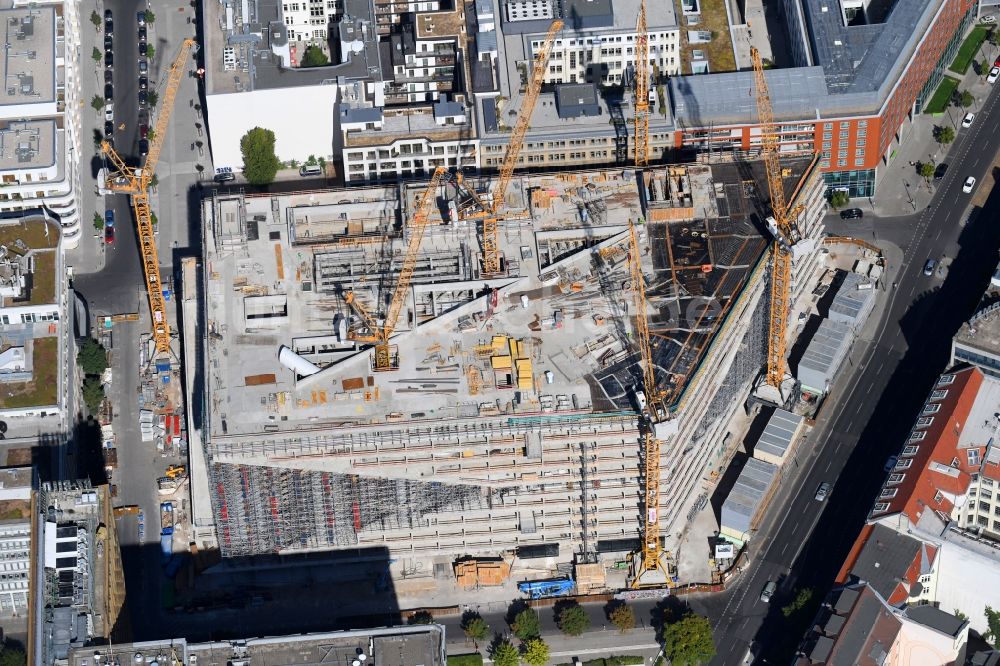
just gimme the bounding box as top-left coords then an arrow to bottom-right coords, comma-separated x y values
751,46 -> 802,389
100,39 -> 197,355
344,166 -> 447,371
633,0 -> 650,167
461,20 -> 562,275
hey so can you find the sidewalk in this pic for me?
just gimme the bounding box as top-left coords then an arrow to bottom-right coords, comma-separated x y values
871,41 -> 998,218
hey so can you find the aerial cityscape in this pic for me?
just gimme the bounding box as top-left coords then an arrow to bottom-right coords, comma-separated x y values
1,0 -> 1000,661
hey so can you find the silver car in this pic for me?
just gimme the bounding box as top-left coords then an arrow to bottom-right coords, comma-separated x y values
760,580 -> 777,603
815,482 -> 831,502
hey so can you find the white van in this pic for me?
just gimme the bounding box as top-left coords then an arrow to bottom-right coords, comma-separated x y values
299,164 -> 323,177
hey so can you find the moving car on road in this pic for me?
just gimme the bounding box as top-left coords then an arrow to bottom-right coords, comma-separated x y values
840,208 -> 863,220
923,259 -> 936,276
760,581 -> 777,603
963,113 -> 975,128
963,176 -> 977,193
815,482 -> 831,502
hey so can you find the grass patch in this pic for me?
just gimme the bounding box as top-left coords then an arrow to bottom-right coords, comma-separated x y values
0,336 -> 58,409
26,250 -> 56,305
0,500 -> 30,520
950,26 -> 991,74
0,217 -> 59,251
678,0 -> 737,74
447,655 -> 483,666
924,76 -> 961,114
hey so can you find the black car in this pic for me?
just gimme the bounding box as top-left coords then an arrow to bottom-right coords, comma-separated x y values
138,139 -> 149,157
934,163 -> 948,180
138,76 -> 148,90
138,40 -> 147,57
138,90 -> 147,106
104,9 -> 113,29
104,69 -> 113,84
105,51 -> 113,68
839,207 -> 863,220
104,83 -> 114,101
104,120 -> 114,137
138,26 -> 147,41
104,35 -> 114,51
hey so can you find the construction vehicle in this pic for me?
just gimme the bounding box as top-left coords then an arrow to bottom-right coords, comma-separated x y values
100,38 -> 198,355
633,0 -> 650,167
343,166 -> 447,371
165,464 -> 187,478
112,504 -> 141,518
457,20 -> 563,275
750,46 -> 805,396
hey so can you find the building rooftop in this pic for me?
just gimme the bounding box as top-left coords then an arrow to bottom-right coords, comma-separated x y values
838,523 -> 924,604
798,318 -> 852,383
902,604 -> 967,638
829,271 -> 874,325
721,457 -> 778,535
755,408 -> 803,461
0,8 -> 57,107
200,158 -> 816,436
0,120 -> 56,171
955,298 -> 1000,365
813,584 -> 902,666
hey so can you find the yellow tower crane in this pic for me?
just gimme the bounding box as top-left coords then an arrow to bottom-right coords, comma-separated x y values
101,38 -> 198,355
343,166 -> 447,371
459,19 -> 563,275
751,46 -> 803,390
633,0 -> 650,167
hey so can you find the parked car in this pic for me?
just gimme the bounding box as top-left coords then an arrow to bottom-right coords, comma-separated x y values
105,209 -> 115,228
105,51 -> 114,68
104,9 -> 113,32
104,120 -> 114,137
138,40 -> 147,57
105,103 -> 114,121
104,225 -> 115,245
884,455 -> 899,472
104,69 -> 113,84
138,139 -> 149,157
138,59 -> 148,74
137,10 -> 146,26
104,35 -> 114,51
963,176 -> 977,193
760,581 -> 777,603
839,207 -> 863,220
139,124 -> 148,139
214,168 -> 236,183
923,259 -> 936,277
963,113 -> 975,128
934,163 -> 948,180
138,76 -> 148,90
104,83 -> 114,101
138,26 -> 147,41
138,90 -> 147,106
982,15 -> 997,24
814,482 -> 831,502
989,66 -> 1000,84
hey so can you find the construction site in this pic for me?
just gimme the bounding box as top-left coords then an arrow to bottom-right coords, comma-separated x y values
187,147 -> 827,587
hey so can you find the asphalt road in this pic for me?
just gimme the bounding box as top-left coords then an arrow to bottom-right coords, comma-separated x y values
690,81 -> 1000,664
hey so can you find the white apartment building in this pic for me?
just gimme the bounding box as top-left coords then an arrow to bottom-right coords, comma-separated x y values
0,521 -> 30,617
0,5 -> 83,250
281,0 -> 339,44
532,29 -> 681,86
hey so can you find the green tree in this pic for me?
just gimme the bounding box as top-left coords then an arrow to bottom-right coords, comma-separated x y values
985,606 -> 1000,647
0,644 -> 27,666
77,338 -> 108,375
147,44 -> 156,61
511,608 -> 541,640
953,608 -> 969,623
93,212 -> 104,231
918,161 -> 935,184
301,45 -> 329,67
781,588 -> 814,619
520,638 -> 548,666
240,127 -> 282,185
935,125 -> 956,146
957,90 -> 975,108
148,91 -> 159,108
556,603 -> 590,637
829,190 -> 850,209
144,9 -> 155,23
90,10 -> 102,28
461,614 -> 489,649
662,613 -> 716,666
408,610 -> 434,625
92,47 -> 103,64
82,376 -> 106,413
608,602 -> 636,633
91,95 -> 105,112
490,639 -> 519,666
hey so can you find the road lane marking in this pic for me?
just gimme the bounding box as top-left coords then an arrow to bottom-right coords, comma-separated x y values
866,383 -> 872,394
825,459 -> 832,473
781,541 -> 790,556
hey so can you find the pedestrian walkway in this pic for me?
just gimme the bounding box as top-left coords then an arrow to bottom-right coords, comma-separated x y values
871,35 -> 999,217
